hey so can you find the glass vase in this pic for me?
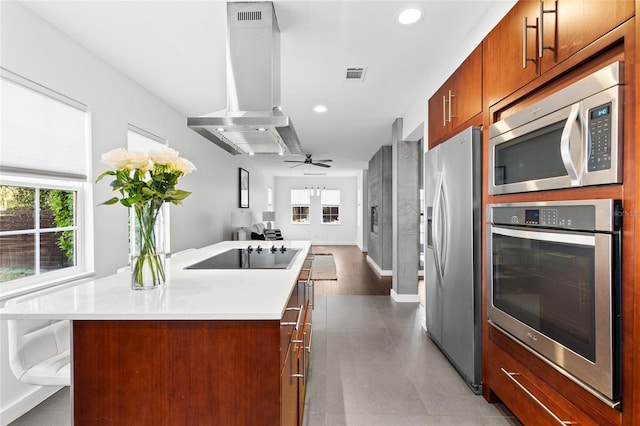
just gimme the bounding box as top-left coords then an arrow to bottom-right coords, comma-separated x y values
130,201 -> 166,290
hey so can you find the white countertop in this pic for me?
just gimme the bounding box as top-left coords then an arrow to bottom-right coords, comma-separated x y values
0,241 -> 312,321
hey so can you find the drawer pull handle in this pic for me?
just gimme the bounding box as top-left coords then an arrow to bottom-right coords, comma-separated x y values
291,332 -> 307,385
306,323 -> 313,353
501,368 -> 576,425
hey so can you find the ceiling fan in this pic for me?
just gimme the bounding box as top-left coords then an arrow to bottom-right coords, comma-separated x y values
285,154 -> 333,168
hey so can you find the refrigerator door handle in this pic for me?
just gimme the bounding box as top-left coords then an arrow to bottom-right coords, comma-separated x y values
439,175 -> 449,280
432,172 -> 445,287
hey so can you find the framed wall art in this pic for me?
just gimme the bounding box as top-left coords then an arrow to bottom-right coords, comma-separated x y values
239,168 -> 249,208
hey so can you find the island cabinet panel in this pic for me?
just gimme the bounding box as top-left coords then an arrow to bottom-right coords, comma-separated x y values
280,344 -> 298,426
484,0 -> 634,107
73,319 -> 283,426
428,44 -> 482,148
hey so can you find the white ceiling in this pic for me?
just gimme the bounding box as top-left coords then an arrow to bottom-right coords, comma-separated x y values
19,0 -> 516,177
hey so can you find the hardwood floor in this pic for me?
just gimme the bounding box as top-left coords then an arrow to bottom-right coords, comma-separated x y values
311,245 -> 392,295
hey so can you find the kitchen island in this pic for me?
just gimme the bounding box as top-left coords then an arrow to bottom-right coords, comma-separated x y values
0,240 -> 314,425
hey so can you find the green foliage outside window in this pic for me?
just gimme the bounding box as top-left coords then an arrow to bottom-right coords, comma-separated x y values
42,190 -> 75,262
0,185 -> 76,282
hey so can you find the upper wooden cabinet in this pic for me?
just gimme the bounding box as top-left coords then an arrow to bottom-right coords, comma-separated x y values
540,0 -> 634,71
485,0 -> 634,107
428,44 -> 482,147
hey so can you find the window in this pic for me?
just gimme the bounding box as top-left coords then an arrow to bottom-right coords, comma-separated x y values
0,184 -> 79,283
321,189 -> 341,224
127,125 -> 170,255
290,189 -> 310,224
0,69 -> 92,291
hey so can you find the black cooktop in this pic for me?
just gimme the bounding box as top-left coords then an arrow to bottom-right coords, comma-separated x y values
185,246 -> 300,270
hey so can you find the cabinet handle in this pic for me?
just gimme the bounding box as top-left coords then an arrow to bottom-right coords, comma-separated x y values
501,368 -> 576,425
281,305 -> 304,329
305,323 -> 313,353
538,0 -> 556,58
442,95 -> 447,127
442,91 -> 455,125
522,17 -> 537,69
447,90 -> 455,123
305,278 -> 314,309
291,332 -> 307,385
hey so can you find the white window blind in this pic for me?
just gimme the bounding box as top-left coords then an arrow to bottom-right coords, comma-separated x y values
127,124 -> 167,152
291,189 -> 310,205
321,189 -> 340,205
0,70 -> 89,179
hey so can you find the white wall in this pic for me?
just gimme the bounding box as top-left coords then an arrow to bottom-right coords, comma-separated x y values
401,0 -> 517,145
0,2 -> 273,423
274,176 -> 358,245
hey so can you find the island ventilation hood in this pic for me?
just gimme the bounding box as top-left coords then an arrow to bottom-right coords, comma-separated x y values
187,2 -> 303,156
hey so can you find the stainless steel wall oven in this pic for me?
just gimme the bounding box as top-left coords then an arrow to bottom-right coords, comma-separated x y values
487,199 -> 622,406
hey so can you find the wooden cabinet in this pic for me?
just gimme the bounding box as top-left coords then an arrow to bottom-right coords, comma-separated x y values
428,44 -> 482,147
280,341 -> 299,426
540,0 -> 634,73
484,0 -> 540,107
487,326 -> 622,426
280,256 -> 314,426
72,260 -> 314,425
484,0 -> 634,106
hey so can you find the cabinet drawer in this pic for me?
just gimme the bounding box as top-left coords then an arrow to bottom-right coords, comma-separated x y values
488,325 -> 622,426
489,346 -> 578,425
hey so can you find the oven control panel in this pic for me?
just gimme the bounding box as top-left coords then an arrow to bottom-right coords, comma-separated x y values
489,199 -> 621,232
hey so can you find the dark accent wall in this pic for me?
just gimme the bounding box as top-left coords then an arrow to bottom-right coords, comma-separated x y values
367,145 -> 392,271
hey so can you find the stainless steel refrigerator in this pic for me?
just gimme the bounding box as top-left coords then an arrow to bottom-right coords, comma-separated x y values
424,126 -> 482,393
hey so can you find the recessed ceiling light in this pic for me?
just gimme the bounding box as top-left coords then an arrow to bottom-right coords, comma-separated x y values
216,128 -> 225,132
398,8 -> 422,25
257,127 -> 267,132
313,105 -> 328,113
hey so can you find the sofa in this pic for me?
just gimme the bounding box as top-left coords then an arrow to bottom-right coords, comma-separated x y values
250,223 -> 283,240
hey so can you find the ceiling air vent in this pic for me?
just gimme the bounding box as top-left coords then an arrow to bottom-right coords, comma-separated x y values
344,67 -> 367,82
238,10 -> 262,21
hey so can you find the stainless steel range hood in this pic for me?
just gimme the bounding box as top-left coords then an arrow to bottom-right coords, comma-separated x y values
187,2 -> 303,155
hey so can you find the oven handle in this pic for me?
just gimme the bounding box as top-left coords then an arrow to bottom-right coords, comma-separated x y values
560,102 -> 582,186
491,226 -> 595,247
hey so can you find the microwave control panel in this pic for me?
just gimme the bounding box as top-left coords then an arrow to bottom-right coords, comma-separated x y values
587,102 -> 612,172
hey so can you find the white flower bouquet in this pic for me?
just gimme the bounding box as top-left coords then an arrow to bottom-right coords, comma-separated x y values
97,147 -> 196,289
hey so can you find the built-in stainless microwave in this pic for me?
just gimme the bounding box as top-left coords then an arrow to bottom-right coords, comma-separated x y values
489,62 -> 623,195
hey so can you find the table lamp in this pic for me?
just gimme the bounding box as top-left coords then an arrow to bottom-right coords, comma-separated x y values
262,211 -> 276,229
231,211 -> 252,240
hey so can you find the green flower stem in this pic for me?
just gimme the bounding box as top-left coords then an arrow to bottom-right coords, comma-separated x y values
132,201 -> 165,288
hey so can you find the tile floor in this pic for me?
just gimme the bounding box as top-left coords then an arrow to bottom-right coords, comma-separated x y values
9,294 -> 521,425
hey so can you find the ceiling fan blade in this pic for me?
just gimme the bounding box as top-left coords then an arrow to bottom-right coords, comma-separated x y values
312,162 -> 331,168
284,160 -> 304,163
315,159 -> 333,162
289,163 -> 305,168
